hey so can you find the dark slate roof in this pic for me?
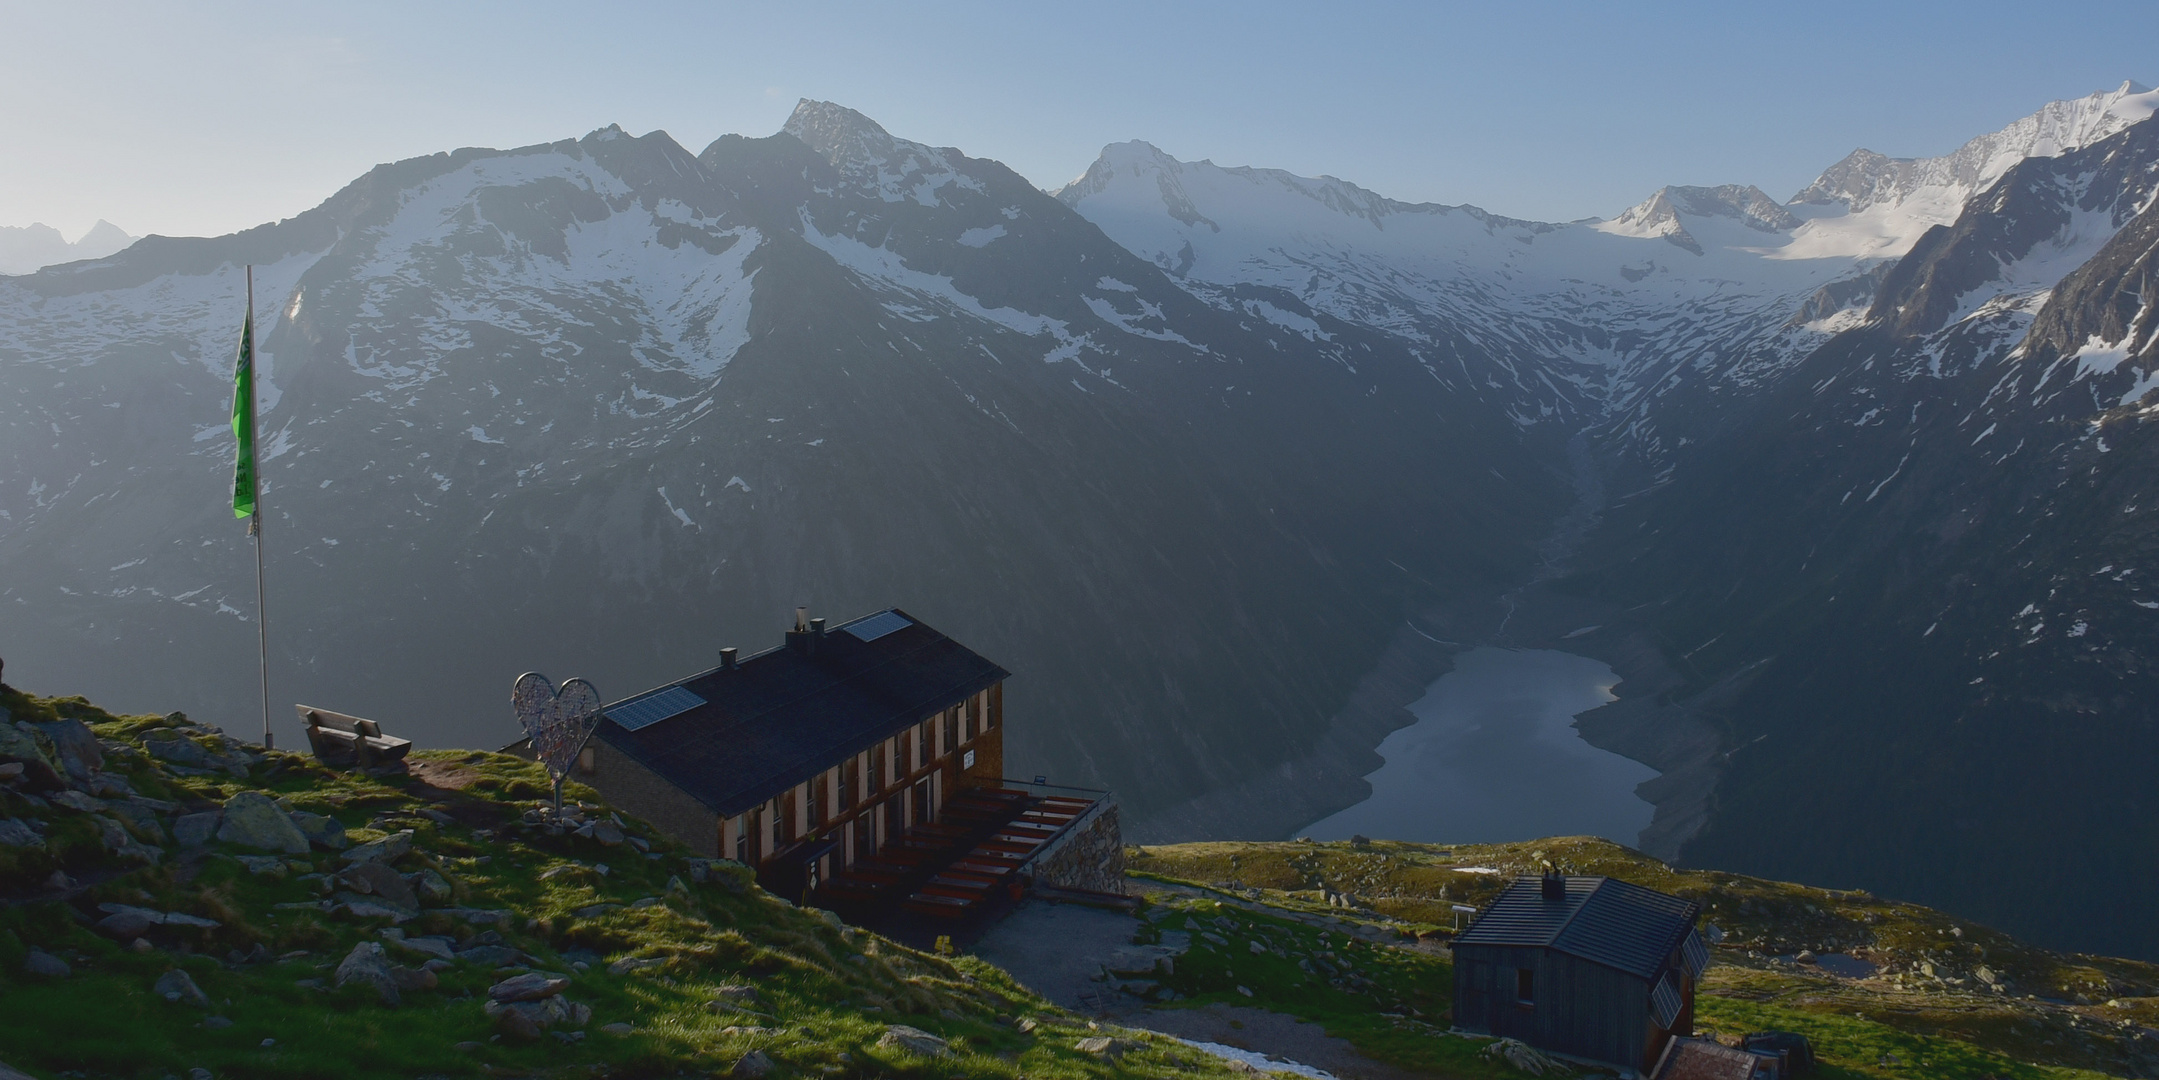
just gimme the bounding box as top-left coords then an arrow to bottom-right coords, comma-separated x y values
593,609 -> 1009,817
1453,876 -> 1701,981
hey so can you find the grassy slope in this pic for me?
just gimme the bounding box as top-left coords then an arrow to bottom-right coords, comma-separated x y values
1132,838 -> 2159,1079
0,690 -> 1253,1080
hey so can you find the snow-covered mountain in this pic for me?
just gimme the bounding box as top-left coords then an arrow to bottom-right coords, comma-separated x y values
0,103 -> 1562,840
11,85 -> 2159,956
0,219 -> 134,275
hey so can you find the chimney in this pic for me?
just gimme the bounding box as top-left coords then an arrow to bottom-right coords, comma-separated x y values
720,647 -> 738,670
1541,869 -> 1567,902
787,608 -> 817,655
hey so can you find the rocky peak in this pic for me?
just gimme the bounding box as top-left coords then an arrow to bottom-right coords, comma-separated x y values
782,99 -> 901,167
1603,184 -> 1795,255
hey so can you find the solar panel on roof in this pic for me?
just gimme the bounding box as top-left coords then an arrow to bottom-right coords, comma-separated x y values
607,686 -> 706,732
842,610 -> 912,642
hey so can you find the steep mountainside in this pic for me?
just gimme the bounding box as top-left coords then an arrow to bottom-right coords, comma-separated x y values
0,103 -> 1565,837
1559,115 -> 2159,959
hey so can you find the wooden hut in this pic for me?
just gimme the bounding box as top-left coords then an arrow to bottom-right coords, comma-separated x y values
1451,871 -> 1709,1073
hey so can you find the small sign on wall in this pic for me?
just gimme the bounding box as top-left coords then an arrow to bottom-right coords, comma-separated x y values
963,749 -> 976,769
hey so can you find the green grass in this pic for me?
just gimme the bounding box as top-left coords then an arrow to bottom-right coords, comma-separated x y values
1132,838 -> 2159,1079
1138,894 -> 1522,1079
0,689 -> 1261,1080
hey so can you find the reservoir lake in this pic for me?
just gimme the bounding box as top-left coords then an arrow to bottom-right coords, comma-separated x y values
1301,647 -> 1657,846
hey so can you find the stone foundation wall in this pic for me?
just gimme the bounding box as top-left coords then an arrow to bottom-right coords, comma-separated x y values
1028,797 -> 1126,895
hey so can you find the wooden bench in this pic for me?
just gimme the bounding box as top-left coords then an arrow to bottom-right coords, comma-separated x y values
295,705 -> 412,770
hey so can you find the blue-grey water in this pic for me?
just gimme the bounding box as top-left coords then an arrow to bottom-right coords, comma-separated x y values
1300,647 -> 1656,846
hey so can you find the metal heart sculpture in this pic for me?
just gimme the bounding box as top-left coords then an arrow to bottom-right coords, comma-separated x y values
512,672 -> 603,809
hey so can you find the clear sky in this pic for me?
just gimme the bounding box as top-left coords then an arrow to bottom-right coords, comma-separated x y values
4,0 -> 2155,241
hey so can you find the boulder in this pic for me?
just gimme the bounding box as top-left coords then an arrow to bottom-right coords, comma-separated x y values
878,1025 -> 953,1057
599,1022 -> 634,1036
96,905 -> 164,939
0,725 -> 63,791
490,1002 -> 545,1041
23,949 -> 70,978
410,868 -> 454,904
730,1050 -> 776,1079
0,818 -> 42,849
340,829 -> 413,866
172,812 -> 220,848
28,719 -> 101,779
107,800 -> 166,843
591,820 -> 624,847
341,861 -> 419,912
235,855 -> 288,877
288,811 -> 347,850
154,968 -> 212,1008
334,941 -> 400,1005
389,964 -> 438,992
489,971 -> 571,1002
217,792 -> 309,854
142,732 -> 212,768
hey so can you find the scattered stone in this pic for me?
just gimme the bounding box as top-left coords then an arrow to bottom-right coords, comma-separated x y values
172,812 -> 220,848
1017,1017 -> 1040,1033
607,955 -> 666,976
712,983 -> 763,1006
456,944 -> 522,968
235,854 -> 289,877
599,1022 -> 634,1036
572,903 -> 619,919
107,800 -> 167,843
154,968 -> 212,1008
333,941 -> 400,1005
164,911 -> 220,929
341,829 -> 414,865
417,807 -> 455,825
203,1016 -> 233,1030
411,869 -> 454,904
288,811 -> 348,851
389,964 -> 438,992
217,792 -> 310,854
1074,1036 -> 1139,1057
50,790 -> 104,813
730,1050 -> 776,1078
488,971 -> 571,1002
23,949 -> 70,978
189,1068 -> 213,1080
591,820 -> 624,847
388,934 -> 457,962
878,1025 -> 953,1057
0,818 -> 41,848
453,1041 -> 484,1053
335,895 -> 417,922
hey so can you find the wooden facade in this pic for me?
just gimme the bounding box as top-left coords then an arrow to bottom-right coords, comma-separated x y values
708,682 -> 1004,897
1452,875 -> 1705,1073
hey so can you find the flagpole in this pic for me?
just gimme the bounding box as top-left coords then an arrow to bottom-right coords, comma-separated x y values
247,265 -> 272,752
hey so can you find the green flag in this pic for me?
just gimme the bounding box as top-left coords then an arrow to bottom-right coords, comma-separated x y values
231,308 -> 256,519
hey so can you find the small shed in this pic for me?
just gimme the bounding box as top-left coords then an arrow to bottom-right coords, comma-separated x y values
1452,872 -> 1708,1073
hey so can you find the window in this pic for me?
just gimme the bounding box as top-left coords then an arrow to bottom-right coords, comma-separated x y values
869,744 -> 885,793
1515,968 -> 1535,1005
810,772 -> 829,827
916,722 -> 930,769
981,692 -> 995,730
577,746 -> 596,774
840,756 -> 860,809
937,712 -> 949,756
962,702 -> 977,743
